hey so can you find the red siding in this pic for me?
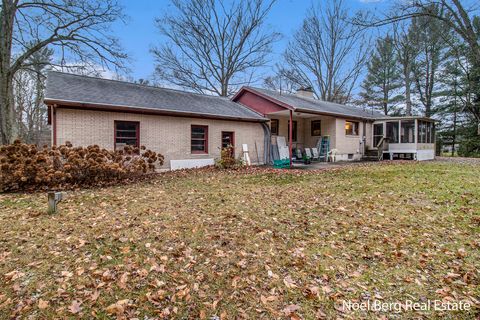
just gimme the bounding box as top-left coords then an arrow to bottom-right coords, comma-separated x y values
235,91 -> 286,116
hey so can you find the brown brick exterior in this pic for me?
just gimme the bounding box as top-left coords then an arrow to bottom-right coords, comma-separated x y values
54,108 -> 265,169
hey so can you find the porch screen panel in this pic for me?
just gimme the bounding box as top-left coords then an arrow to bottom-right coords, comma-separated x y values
430,123 -> 435,143
425,122 -> 435,143
386,122 -> 399,143
401,120 -> 415,143
419,121 -> 426,143
373,123 -> 383,147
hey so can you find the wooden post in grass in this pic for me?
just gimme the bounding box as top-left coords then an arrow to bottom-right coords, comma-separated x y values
48,192 -> 63,214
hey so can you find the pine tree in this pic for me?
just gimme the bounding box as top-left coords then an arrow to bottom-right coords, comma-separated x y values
393,22 -> 419,116
410,5 -> 448,117
360,35 -> 402,115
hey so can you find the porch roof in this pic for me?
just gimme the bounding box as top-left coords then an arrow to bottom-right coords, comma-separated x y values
234,87 -> 385,120
374,116 -> 438,122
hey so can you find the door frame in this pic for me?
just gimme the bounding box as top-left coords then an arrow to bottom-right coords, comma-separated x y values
373,122 -> 384,148
221,131 -> 235,156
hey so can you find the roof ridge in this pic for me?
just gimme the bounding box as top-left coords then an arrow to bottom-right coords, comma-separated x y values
48,71 -> 232,100
245,86 -> 385,119
248,86 -> 353,107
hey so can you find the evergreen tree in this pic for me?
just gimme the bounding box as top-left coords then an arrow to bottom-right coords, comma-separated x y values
393,22 -> 419,116
437,36 -> 478,156
410,5 -> 448,117
360,35 -> 402,115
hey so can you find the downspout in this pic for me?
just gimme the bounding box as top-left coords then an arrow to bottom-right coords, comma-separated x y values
361,121 -> 367,156
52,105 -> 57,146
289,110 -> 293,167
261,122 -> 272,165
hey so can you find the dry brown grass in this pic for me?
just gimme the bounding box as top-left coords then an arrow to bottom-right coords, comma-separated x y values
0,162 -> 479,319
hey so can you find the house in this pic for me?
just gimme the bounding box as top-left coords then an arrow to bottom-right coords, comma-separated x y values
45,72 -> 267,170
232,87 -> 437,162
44,72 -> 436,170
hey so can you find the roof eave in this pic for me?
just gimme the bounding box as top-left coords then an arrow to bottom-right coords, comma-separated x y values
294,108 -> 376,121
44,98 -> 268,123
232,87 -> 295,111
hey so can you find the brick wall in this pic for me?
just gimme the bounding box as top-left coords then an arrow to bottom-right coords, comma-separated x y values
55,108 -> 266,169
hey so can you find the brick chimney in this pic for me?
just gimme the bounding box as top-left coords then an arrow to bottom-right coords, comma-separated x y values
296,86 -> 314,99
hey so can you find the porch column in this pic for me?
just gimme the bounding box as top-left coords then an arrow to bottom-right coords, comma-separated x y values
289,110 -> 293,167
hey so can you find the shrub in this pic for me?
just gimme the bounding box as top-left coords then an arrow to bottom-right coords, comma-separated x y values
0,140 -> 164,192
215,146 -> 244,169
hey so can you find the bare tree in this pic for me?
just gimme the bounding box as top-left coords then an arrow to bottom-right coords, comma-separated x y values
263,65 -> 297,95
282,0 -> 369,104
13,47 -> 53,144
0,0 -> 127,144
151,0 -> 280,97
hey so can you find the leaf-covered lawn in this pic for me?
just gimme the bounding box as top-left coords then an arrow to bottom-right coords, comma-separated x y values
0,162 -> 479,319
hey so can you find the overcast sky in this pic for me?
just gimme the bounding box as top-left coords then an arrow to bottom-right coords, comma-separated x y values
112,0 -> 390,84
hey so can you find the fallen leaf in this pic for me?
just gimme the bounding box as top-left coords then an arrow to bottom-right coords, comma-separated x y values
118,272 -> 129,289
283,275 -> 297,289
68,300 -> 82,314
38,299 -> 49,309
283,304 -> 300,316
105,299 -> 129,315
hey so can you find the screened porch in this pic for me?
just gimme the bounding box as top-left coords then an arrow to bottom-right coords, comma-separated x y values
372,117 -> 436,161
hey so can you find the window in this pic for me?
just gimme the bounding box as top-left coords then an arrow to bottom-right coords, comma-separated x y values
345,121 -> 359,136
311,120 -> 321,136
401,120 -> 415,143
191,125 -> 208,153
270,119 -> 279,135
288,120 -> 297,141
386,121 -> 399,143
115,121 -> 139,149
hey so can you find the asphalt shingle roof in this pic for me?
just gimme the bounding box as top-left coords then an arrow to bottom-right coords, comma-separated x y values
246,87 -> 385,120
45,72 -> 266,121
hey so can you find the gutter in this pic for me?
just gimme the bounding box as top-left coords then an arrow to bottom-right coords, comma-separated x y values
294,108 -> 377,121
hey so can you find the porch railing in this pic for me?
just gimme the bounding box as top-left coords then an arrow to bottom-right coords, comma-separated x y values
376,137 -> 389,161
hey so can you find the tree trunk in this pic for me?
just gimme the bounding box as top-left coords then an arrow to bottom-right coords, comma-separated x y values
404,62 -> 412,116
452,109 -> 457,156
0,0 -> 17,144
0,73 -> 16,144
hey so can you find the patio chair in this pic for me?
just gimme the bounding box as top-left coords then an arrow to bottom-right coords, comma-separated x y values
328,149 -> 338,162
305,148 -> 313,159
295,148 -> 303,161
311,148 -> 320,161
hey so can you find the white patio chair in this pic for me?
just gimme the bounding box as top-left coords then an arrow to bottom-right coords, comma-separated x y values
328,149 -> 338,162
304,148 -> 313,160
311,148 -> 320,161
295,148 -> 303,160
